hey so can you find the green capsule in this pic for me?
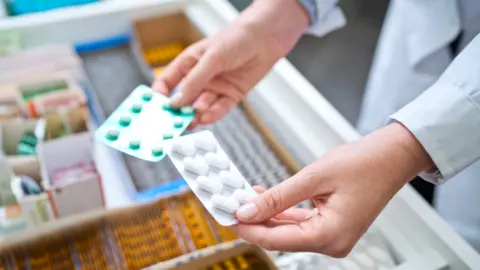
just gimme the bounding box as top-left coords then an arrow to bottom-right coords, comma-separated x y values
162,102 -> 172,110
163,132 -> 174,140
119,115 -> 132,127
131,103 -> 143,113
142,91 -> 153,101
152,146 -> 164,157
129,139 -> 141,150
173,118 -> 183,128
106,129 -> 120,140
180,106 -> 195,115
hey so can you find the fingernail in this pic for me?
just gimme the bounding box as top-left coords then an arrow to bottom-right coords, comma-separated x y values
236,203 -> 258,220
192,100 -> 205,111
170,92 -> 183,106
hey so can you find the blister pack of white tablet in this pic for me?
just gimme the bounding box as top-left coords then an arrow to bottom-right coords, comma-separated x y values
165,130 -> 257,226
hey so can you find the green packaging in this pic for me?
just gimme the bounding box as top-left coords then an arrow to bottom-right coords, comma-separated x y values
95,85 -> 195,162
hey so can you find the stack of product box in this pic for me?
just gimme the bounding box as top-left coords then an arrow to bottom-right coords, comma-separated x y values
0,44 -> 104,236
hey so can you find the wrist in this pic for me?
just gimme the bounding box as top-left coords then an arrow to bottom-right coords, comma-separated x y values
239,0 -> 310,57
376,123 -> 435,185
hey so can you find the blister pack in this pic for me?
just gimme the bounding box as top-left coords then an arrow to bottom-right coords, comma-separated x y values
95,85 -> 195,161
165,130 -> 257,226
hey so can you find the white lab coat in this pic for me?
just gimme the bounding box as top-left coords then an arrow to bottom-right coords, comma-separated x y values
356,0 -> 480,251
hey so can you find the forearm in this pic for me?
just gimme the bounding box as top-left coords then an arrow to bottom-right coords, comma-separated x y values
238,0 -> 310,56
340,123 -> 434,192
367,123 -> 434,188
389,34 -> 480,183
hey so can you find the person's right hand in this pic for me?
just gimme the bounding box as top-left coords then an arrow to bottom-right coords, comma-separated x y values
232,123 -> 435,257
152,0 -> 311,128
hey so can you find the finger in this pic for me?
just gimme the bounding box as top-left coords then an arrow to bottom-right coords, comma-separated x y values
187,118 -> 199,130
152,40 -> 209,96
204,78 -> 245,102
236,169 -> 317,223
152,53 -> 197,96
275,208 -> 313,222
247,186 -> 312,222
170,50 -> 222,107
232,214 -> 327,252
193,91 -> 218,112
252,186 -> 266,193
200,96 -> 236,124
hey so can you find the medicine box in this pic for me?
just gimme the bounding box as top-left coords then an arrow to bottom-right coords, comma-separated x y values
8,149 -> 41,184
0,204 -> 26,236
37,132 -> 104,218
0,84 -> 22,120
0,119 -> 45,160
17,193 -> 55,229
0,70 -> 86,118
0,45 -> 83,84
44,106 -> 89,140
131,12 -> 203,81
0,100 -> 21,120
8,156 -> 55,228
0,158 -> 17,207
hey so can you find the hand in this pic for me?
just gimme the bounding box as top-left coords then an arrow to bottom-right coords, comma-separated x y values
231,123 -> 434,257
152,0 -> 310,129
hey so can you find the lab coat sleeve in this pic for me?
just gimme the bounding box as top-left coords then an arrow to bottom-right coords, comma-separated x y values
298,0 -> 347,37
388,34 -> 480,184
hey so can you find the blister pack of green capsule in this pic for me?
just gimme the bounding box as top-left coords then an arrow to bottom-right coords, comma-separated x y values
95,85 -> 195,162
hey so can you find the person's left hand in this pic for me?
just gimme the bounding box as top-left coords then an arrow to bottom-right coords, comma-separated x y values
231,123 -> 434,257
152,0 -> 310,129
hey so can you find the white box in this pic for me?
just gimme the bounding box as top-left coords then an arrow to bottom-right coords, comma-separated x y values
37,132 -> 104,218
0,158 -> 16,206
8,153 -> 55,228
17,193 -> 55,228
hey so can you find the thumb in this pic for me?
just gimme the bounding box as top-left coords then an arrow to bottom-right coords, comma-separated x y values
236,172 -> 314,223
170,50 -> 221,107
